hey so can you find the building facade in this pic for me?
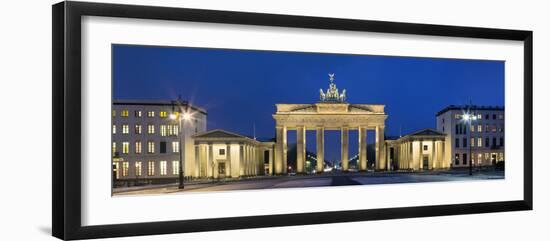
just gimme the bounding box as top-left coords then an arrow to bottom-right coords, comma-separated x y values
192,129 -> 275,178
436,105 -> 505,168
112,99 -> 207,186
385,129 -> 448,171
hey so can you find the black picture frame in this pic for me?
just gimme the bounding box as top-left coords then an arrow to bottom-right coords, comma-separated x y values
52,1 -> 533,240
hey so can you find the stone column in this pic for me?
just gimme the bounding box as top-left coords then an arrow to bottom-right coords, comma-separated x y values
239,144 -> 244,176
316,127 -> 324,173
418,140 -> 423,170
268,149 -> 274,175
375,125 -> 386,170
341,127 -> 349,171
226,143 -> 232,177
297,126 -> 306,174
208,143 -> 214,178
431,140 -> 436,170
358,127 -> 368,171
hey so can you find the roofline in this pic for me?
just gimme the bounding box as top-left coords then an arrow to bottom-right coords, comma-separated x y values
113,99 -> 207,115
436,105 -> 504,117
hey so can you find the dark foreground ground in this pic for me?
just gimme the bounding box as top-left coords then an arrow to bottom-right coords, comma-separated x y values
113,169 -> 504,196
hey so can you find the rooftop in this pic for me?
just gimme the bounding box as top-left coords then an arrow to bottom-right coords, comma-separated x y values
436,105 -> 504,117
112,98 -> 207,114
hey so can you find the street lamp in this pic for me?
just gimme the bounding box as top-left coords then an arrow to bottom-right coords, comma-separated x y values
170,109 -> 192,189
462,111 -> 477,176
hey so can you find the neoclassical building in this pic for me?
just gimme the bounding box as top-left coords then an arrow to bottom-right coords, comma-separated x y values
272,74 -> 388,174
192,129 -> 275,178
385,129 -> 448,171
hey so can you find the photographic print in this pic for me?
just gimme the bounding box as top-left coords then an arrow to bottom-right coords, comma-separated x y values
111,45 -> 505,196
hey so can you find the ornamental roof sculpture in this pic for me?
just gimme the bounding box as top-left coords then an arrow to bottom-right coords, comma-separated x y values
319,73 -> 346,102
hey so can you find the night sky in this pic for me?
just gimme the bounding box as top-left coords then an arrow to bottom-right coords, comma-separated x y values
113,44 -> 504,160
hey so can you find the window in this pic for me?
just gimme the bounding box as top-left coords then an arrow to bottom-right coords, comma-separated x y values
477,114 -> 482,120
147,161 -> 155,176
493,114 -> 497,120
172,161 -> 179,175
442,118 -> 445,123
455,138 -> 459,148
147,124 -> 155,134
135,162 -> 142,176
470,124 -> 474,132
499,125 -> 504,132
491,125 -> 497,132
485,114 -> 489,120
135,141 -> 142,154
485,125 -> 489,132
454,114 -> 461,119
112,110 -> 116,117
147,141 -> 155,153
485,138 -> 490,147
112,142 -> 116,156
134,110 -> 142,117
484,153 -> 490,161
423,145 -> 428,151
492,137 -> 497,147
463,153 -> 468,165
122,142 -> 129,154
160,141 -> 167,154
172,141 -> 179,153
112,124 -> 116,134
499,114 -> 504,120
477,137 -> 482,147
147,111 -> 155,117
160,125 -> 167,136
135,124 -> 142,134
463,138 -> 467,148
121,110 -> 129,117
122,124 -> 129,134
477,125 -> 482,132
160,161 -> 167,176
500,137 -> 504,147
470,138 -> 475,147
122,162 -> 129,176
219,148 -> 226,155
159,111 -> 168,118
454,154 -> 460,165
455,124 -> 459,135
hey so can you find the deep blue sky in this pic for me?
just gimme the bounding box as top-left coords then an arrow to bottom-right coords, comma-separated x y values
113,45 -> 504,160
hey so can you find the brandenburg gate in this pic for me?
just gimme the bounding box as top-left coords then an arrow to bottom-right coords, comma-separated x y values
272,74 -> 388,174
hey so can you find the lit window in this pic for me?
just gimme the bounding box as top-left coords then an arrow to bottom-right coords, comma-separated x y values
122,142 -> 129,154
160,161 -> 167,176
122,162 -> 129,176
147,161 -> 155,176
172,161 -> 179,175
112,142 -> 116,156
477,114 -> 482,120
135,141 -> 142,154
477,138 -> 482,147
147,111 -> 155,117
147,141 -> 155,153
135,124 -> 142,134
499,114 -> 504,120
172,141 -> 179,153
477,125 -> 482,132
112,124 -> 116,134
112,110 -> 116,117
148,124 -> 155,134
122,124 -> 129,134
484,153 -> 490,161
135,162 -> 142,176
159,111 -> 167,118
135,110 -> 142,117
121,110 -> 129,117
470,138 -> 475,147
160,125 -> 167,137
491,125 -> 497,132
498,153 -> 504,161
454,114 -> 461,119
470,125 -> 474,132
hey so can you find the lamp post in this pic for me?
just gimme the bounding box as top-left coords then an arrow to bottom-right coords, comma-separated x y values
170,107 -> 192,189
463,111 -> 477,176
